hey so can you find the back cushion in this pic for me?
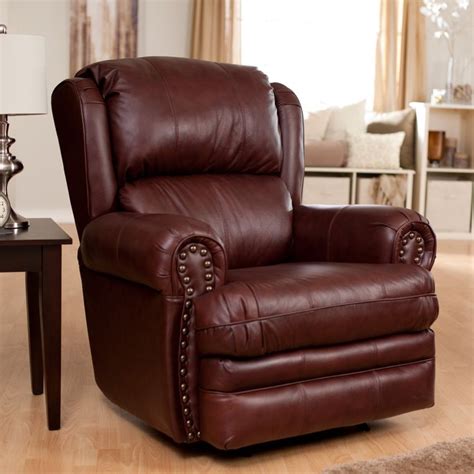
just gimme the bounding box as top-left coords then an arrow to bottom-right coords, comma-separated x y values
120,175 -> 293,268
77,57 -> 282,184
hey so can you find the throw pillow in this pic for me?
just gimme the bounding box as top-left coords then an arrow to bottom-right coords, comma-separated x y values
347,132 -> 405,169
366,108 -> 416,169
304,108 -> 332,140
324,100 -> 366,141
305,139 -> 348,167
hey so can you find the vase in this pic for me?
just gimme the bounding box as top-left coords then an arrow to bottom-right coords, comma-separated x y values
446,56 -> 455,103
428,130 -> 445,167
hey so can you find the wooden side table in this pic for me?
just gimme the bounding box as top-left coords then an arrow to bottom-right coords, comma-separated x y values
0,219 -> 72,430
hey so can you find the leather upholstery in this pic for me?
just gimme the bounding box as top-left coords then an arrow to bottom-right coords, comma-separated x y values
200,359 -> 434,449
77,58 -> 282,184
81,212 -> 227,296
52,78 -> 118,237
195,262 -> 437,356
292,205 -> 436,269
200,330 -> 435,392
52,57 -> 438,450
272,82 -> 305,207
119,175 -> 292,268
80,264 -> 189,441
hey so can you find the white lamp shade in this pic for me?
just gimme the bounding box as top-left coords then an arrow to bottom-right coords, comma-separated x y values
0,34 -> 47,115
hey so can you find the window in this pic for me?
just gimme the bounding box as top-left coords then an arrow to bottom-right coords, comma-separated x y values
241,0 -> 380,112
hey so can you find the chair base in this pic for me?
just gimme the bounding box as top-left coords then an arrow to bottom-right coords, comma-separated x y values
80,266 -> 435,450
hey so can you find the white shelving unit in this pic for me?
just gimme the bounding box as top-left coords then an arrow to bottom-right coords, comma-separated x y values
411,102 -> 474,239
304,167 -> 415,208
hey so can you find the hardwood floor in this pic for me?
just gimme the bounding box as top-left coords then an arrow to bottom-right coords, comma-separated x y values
0,225 -> 473,473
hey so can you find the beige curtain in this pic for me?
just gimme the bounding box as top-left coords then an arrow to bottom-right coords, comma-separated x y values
374,0 -> 426,112
191,0 -> 241,63
70,0 -> 138,76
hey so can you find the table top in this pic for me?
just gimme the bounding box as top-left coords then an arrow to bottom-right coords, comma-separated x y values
0,219 -> 72,247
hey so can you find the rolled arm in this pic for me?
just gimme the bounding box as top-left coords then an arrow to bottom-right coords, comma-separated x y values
292,205 -> 436,270
81,212 -> 227,296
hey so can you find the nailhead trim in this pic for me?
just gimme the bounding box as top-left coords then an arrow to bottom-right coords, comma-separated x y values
176,241 -> 216,442
399,229 -> 425,265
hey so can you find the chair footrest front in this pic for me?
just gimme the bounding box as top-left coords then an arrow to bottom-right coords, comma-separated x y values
198,358 -> 435,449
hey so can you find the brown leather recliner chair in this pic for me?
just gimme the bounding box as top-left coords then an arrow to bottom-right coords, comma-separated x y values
52,57 -> 438,450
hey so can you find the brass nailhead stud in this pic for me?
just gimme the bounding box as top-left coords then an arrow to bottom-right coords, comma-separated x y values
180,383 -> 187,391
200,248 -> 208,256
399,250 -> 405,256
183,276 -> 190,284
183,407 -> 190,415
183,313 -> 189,321
187,432 -> 193,439
178,265 -> 186,273
186,419 -> 193,427
417,247 -> 423,253
182,395 -> 189,403
185,300 -> 192,308
181,341 -> 187,348
180,355 -> 186,362
205,285 -> 213,292
205,273 -> 213,281
409,232 -> 415,239
414,257 -> 420,263
179,252 -> 187,260
186,288 -> 194,296
189,245 -> 197,253
182,327 -> 188,335
197,431 -> 201,437
204,260 -> 212,268
180,368 -> 186,376
416,236 -> 422,243
402,239 -> 408,245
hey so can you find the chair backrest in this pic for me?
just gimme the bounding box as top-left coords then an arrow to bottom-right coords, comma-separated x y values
52,57 -> 304,268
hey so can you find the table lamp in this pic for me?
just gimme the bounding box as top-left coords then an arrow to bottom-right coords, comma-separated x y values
0,24 -> 47,229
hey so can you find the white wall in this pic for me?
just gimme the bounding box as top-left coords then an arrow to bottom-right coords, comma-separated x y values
138,0 -> 193,57
1,0 -> 192,223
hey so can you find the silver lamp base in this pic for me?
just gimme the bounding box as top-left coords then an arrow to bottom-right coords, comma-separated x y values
0,114 -> 29,230
4,208 -> 29,229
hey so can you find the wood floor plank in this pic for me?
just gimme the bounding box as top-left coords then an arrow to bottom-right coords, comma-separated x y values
0,225 -> 472,473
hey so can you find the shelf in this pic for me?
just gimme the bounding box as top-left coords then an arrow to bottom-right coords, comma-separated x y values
436,232 -> 474,240
304,167 -> 415,175
427,168 -> 474,174
411,102 -> 474,111
429,104 -> 474,111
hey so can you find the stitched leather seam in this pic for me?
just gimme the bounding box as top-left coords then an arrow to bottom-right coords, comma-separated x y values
273,86 -> 295,169
326,206 -> 348,260
203,328 -> 434,365
216,63 -> 247,170
199,358 -> 435,395
196,293 -> 437,331
141,58 -> 179,157
373,370 -> 382,419
66,81 -> 92,220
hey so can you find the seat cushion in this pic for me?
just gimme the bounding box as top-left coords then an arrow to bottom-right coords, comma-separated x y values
194,262 -> 438,356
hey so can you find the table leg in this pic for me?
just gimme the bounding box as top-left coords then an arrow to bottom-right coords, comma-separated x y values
26,272 -> 43,395
40,245 -> 62,430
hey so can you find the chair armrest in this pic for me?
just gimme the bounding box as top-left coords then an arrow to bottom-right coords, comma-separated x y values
292,205 -> 436,270
81,212 -> 227,296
